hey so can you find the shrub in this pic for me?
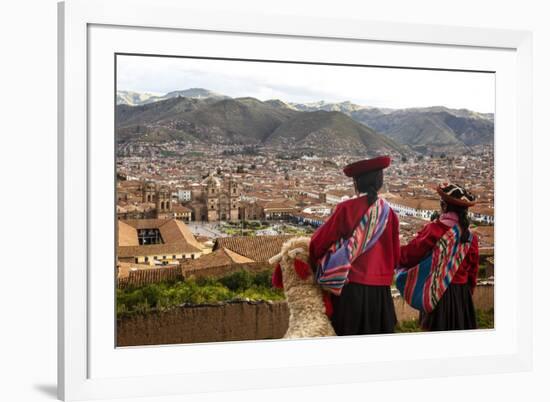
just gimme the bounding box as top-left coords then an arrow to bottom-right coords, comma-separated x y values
476,308 -> 494,329
117,270 -> 283,317
218,270 -> 254,291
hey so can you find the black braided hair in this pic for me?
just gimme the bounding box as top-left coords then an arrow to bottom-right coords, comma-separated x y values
440,184 -> 475,243
445,204 -> 471,243
354,169 -> 383,205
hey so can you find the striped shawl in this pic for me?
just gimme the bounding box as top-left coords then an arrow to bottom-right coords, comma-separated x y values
395,225 -> 473,313
315,197 -> 390,295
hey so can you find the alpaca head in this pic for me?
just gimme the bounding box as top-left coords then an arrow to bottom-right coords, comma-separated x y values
269,237 -> 315,292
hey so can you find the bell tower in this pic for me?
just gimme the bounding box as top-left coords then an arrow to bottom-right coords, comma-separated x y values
229,177 -> 240,222
155,185 -> 172,218
206,175 -> 219,221
142,181 -> 156,203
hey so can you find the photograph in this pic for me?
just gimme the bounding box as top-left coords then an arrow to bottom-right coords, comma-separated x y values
114,54 -> 495,347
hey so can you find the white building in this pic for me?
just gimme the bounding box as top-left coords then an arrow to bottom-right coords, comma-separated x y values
387,201 -> 494,225
387,201 -> 434,221
326,192 -> 352,205
303,205 -> 332,216
468,211 -> 495,224
178,189 -> 192,202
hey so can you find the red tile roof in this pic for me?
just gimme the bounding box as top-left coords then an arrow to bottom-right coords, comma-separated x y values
213,235 -> 294,262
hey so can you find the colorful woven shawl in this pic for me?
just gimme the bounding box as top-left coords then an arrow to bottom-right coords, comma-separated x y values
315,197 -> 390,295
395,225 -> 473,313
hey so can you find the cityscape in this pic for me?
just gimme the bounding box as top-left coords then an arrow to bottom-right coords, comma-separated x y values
116,141 -> 495,256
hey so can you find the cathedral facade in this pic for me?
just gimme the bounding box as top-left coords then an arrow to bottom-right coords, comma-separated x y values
188,174 -> 241,222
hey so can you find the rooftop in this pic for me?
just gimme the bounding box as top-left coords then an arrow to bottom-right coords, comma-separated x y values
118,219 -> 202,258
213,235 -> 294,262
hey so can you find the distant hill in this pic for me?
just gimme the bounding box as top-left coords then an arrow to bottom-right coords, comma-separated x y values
265,110 -> 405,155
350,106 -> 494,153
116,90 -> 160,106
289,100 -> 366,115
174,97 -> 298,144
117,96 -> 298,145
116,88 -> 228,106
116,95 -> 405,155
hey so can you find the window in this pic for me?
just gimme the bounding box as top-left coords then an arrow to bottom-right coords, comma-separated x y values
172,255 -> 176,259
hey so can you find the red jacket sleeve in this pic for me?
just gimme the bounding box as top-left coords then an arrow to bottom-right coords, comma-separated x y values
467,235 -> 480,294
399,222 -> 443,268
309,203 -> 356,264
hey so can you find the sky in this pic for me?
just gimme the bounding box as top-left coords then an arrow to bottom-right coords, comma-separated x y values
117,55 -> 495,113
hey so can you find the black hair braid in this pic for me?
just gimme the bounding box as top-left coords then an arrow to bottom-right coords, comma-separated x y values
354,170 -> 383,206
447,204 -> 471,243
365,184 -> 379,205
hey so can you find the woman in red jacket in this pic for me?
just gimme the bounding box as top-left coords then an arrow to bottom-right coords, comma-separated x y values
399,183 -> 479,331
309,156 -> 400,335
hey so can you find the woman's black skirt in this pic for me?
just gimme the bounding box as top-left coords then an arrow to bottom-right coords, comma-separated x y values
331,282 -> 396,335
420,283 -> 477,331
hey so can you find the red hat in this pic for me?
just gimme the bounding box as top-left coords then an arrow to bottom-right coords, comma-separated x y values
343,156 -> 391,177
436,183 -> 476,208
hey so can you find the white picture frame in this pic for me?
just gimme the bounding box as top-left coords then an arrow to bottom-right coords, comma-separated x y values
58,0 -> 533,400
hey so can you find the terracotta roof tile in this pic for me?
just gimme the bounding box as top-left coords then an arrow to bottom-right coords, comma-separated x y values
181,247 -> 254,271
118,221 -> 139,246
213,235 -> 294,262
117,219 -> 202,258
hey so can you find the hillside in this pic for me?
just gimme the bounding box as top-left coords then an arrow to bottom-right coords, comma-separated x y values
350,107 -> 494,153
175,97 -> 299,144
116,96 -> 298,144
265,110 -> 405,155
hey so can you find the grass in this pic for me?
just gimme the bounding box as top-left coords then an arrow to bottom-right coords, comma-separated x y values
394,308 -> 494,333
117,269 -> 284,317
395,319 -> 421,333
476,308 -> 494,329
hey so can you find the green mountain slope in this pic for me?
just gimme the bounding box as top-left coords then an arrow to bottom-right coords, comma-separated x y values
265,110 -> 405,155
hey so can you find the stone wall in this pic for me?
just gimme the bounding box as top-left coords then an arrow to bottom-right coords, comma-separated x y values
117,301 -> 289,347
117,285 -> 494,347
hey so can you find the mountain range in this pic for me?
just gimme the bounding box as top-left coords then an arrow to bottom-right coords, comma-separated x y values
116,88 -> 228,106
116,88 -> 494,154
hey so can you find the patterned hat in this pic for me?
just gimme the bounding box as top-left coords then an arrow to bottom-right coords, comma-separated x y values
436,183 -> 476,208
343,156 -> 391,177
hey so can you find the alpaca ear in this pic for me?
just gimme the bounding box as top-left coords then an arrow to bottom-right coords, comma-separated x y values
272,263 -> 283,289
293,258 -> 311,280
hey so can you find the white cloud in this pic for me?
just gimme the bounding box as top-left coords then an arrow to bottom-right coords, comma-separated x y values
117,55 -> 495,113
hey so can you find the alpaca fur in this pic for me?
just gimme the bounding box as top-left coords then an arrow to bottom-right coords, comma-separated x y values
269,237 -> 336,339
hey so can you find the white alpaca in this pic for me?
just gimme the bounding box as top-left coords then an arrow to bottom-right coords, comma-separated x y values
269,237 -> 336,339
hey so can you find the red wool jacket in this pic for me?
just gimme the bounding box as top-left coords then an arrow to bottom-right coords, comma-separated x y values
399,214 -> 479,293
309,196 -> 400,286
